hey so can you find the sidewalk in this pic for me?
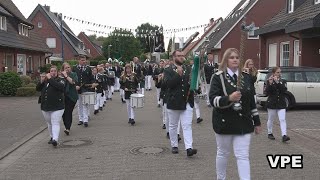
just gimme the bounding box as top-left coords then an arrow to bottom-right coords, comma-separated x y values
0,90 -> 319,180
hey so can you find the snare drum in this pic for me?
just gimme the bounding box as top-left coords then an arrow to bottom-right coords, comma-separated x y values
82,92 -> 96,105
130,93 -> 144,108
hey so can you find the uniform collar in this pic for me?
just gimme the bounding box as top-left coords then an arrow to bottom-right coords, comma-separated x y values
227,68 -> 239,77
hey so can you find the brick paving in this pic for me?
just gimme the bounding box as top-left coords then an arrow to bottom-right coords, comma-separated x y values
0,91 -> 319,180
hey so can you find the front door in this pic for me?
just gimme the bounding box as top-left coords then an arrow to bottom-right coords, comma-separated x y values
294,40 -> 300,66
268,43 -> 277,67
17,54 -> 26,75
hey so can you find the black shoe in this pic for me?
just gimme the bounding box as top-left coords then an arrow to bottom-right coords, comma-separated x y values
178,134 -> 182,142
207,104 -> 212,107
94,110 -> 99,115
282,135 -> 290,142
99,107 -> 103,111
84,122 -> 88,127
64,129 -> 70,136
166,132 -> 170,139
52,140 -> 58,147
48,138 -> 53,144
122,99 -> 126,103
103,104 -> 105,107
78,121 -> 83,125
172,147 -> 179,154
196,118 -> 203,123
131,119 -> 135,125
158,104 -> 161,108
268,134 -> 276,140
186,148 -> 197,157
110,98 -> 112,101
128,118 -> 132,123
162,124 -> 166,129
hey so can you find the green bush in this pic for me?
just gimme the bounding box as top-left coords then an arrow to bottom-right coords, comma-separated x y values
98,60 -> 108,65
39,64 -> 52,73
51,61 -> 62,71
90,60 -> 99,66
0,72 -> 22,96
20,75 -> 32,86
16,87 -> 36,96
25,83 -> 36,87
67,60 -> 78,66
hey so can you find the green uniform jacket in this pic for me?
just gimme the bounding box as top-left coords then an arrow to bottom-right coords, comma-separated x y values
164,64 -> 194,110
209,71 -> 261,134
64,72 -> 78,103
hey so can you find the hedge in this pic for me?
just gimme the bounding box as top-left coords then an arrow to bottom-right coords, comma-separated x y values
20,75 -> 32,86
16,87 -> 37,96
25,82 -> 36,87
0,72 -> 22,96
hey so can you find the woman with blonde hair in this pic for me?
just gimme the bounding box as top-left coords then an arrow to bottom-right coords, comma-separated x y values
120,64 -> 139,125
243,59 -> 258,83
209,48 -> 261,180
61,63 -> 78,135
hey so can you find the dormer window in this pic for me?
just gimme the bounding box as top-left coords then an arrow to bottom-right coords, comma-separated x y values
0,16 -> 7,31
18,23 -> 30,37
288,0 -> 294,13
248,27 -> 260,39
315,0 -> 320,4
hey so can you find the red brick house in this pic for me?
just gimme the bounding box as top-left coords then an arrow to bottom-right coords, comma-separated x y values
256,0 -> 320,68
78,32 -> 103,59
184,18 -> 223,62
28,4 -> 89,62
201,0 -> 286,69
0,0 -> 51,75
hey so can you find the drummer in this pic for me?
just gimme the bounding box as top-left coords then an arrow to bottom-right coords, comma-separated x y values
93,67 -> 105,115
105,63 -> 115,101
120,64 -> 139,125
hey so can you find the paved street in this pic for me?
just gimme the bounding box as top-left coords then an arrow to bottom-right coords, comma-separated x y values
0,90 -> 320,180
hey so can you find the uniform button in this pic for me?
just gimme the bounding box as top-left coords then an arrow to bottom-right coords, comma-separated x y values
239,113 -> 242,116
222,119 -> 225,122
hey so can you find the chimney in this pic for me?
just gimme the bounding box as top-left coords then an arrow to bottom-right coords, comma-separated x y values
43,5 -> 50,12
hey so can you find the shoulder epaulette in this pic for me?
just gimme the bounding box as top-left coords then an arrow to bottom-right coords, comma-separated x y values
215,70 -> 223,75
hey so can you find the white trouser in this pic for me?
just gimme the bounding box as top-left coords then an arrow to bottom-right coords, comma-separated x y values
267,109 -> 287,136
145,75 -> 151,89
167,104 -> 193,149
120,89 -> 125,100
206,83 -> 211,105
194,100 -> 200,119
41,109 -> 64,141
94,93 -> 104,110
156,88 -> 161,105
108,86 -> 114,99
215,133 -> 252,180
115,77 -> 120,90
164,103 -> 181,134
78,95 -> 89,122
126,99 -> 134,119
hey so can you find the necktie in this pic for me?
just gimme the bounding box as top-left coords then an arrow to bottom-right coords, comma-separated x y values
233,74 -> 238,84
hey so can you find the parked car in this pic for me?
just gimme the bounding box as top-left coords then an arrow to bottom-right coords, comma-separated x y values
255,66 -> 320,109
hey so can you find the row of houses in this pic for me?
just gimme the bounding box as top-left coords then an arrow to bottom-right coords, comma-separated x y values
1,0 -> 320,75
0,0 -> 102,75
184,0 -> 320,68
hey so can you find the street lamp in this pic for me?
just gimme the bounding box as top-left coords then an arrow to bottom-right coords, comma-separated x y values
108,44 -> 112,59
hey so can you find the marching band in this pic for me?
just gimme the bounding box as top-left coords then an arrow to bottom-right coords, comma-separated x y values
36,47 -> 271,179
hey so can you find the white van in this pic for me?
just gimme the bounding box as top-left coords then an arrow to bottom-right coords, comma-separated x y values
255,67 -> 320,109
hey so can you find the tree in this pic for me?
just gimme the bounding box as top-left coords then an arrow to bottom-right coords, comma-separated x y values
88,34 -> 97,42
102,29 -> 143,63
136,23 -> 160,53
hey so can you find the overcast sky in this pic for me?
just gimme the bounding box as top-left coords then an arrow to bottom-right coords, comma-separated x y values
12,0 -> 241,43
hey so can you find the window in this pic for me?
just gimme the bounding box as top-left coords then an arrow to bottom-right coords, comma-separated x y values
28,56 -> 33,72
306,72 -> 320,82
288,0 -> 294,13
294,72 -> 305,82
248,27 -> 259,39
38,22 -> 42,28
0,16 -> 7,31
5,54 -> 13,71
46,38 -> 56,48
280,42 -> 290,66
315,0 -> 320,4
18,23 -> 29,37
86,49 -> 91,54
281,72 -> 294,82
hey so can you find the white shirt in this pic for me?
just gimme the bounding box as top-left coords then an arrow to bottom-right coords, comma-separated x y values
227,68 -> 239,80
